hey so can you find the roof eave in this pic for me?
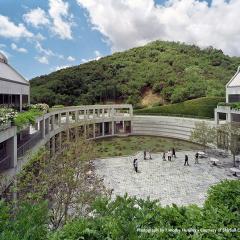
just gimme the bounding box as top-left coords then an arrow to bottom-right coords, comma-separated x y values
226,66 -> 240,88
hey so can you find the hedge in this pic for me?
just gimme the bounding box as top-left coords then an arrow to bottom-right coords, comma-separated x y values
134,97 -> 225,119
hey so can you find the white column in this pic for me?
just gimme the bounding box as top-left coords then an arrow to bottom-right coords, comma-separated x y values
227,112 -> 232,123
66,112 -> 70,124
19,94 -> 23,112
58,113 -> 61,126
102,122 -> 105,136
93,124 -> 96,138
214,110 -> 219,125
111,121 -> 114,135
123,121 -> 125,133
75,110 -> 79,123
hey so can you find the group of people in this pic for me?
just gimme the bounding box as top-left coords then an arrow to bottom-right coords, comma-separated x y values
133,148 -> 200,173
133,150 -> 152,173
162,148 -> 176,161
183,152 -> 199,166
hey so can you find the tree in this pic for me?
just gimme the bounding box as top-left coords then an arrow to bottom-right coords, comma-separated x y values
190,121 -> 216,150
15,138 -> 109,229
217,123 -> 240,167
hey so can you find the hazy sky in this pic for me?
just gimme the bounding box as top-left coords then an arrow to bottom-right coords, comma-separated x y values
0,0 -> 239,79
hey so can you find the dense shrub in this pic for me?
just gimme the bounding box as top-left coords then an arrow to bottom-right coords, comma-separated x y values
1,162 -> 239,240
0,200 -> 48,240
51,180 -> 240,240
13,109 -> 43,129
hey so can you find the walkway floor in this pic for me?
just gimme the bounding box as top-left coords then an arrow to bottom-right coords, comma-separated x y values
94,151 -> 237,206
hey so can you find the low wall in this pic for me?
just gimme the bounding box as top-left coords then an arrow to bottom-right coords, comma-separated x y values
132,115 -> 215,141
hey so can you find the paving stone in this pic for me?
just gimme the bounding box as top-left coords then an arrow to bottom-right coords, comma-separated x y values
94,151 -> 237,206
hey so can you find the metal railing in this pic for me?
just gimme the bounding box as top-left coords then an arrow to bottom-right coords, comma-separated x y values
0,155 -> 11,172
17,132 -> 42,158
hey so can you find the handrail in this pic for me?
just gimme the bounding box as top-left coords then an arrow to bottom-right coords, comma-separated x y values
17,132 -> 42,158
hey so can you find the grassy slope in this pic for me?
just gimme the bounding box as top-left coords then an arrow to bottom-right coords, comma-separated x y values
134,97 -> 225,118
95,136 -> 200,158
30,41 -> 240,107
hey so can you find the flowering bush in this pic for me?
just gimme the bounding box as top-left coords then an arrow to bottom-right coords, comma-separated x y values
0,107 -> 17,125
13,109 -> 42,130
30,103 -> 49,113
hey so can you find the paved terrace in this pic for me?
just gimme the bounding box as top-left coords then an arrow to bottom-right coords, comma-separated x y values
94,151 -> 236,206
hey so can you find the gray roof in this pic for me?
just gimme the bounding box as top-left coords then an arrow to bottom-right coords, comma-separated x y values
227,66 -> 240,88
0,52 -> 29,85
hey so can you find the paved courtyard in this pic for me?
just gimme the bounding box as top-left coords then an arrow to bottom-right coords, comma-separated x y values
94,151 -> 237,206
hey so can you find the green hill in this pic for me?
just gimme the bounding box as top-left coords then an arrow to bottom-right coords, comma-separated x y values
30,40 -> 240,107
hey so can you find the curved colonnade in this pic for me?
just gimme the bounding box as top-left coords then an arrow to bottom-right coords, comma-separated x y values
0,104 -> 216,191
0,104 -> 133,187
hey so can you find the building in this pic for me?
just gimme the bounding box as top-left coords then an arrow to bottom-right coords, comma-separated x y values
0,52 -> 30,111
215,66 -> 240,124
226,66 -> 240,103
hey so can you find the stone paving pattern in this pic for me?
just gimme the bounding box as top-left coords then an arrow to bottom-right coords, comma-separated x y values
94,151 -> 237,206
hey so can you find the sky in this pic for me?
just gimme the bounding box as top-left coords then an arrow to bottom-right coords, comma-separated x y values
0,0 -> 239,80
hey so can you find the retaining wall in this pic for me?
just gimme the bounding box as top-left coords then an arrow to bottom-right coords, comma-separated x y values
132,115 -> 215,140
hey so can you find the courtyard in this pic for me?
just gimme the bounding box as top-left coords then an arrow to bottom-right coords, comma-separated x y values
94,150 -> 236,206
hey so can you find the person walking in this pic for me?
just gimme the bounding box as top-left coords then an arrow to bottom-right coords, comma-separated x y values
162,152 -> 166,161
144,150 -> 147,160
195,152 -> 199,164
133,158 -> 138,173
149,149 -> 152,160
167,150 -> 172,161
172,148 -> 176,158
184,154 -> 189,166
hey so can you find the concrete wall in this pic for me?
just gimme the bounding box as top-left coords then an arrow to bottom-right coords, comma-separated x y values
132,115 -> 215,141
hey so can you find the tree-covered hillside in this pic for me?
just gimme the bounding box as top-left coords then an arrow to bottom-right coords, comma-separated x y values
30,41 -> 240,107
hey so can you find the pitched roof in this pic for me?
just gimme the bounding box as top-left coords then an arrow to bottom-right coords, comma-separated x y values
227,66 -> 240,88
0,52 -> 29,85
